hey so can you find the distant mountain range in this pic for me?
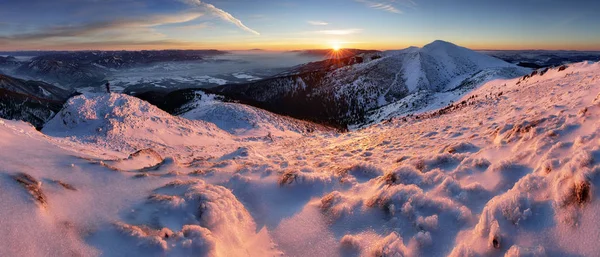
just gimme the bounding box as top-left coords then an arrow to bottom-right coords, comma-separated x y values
4,42 -> 600,130
0,50 -> 229,88
484,50 -> 600,68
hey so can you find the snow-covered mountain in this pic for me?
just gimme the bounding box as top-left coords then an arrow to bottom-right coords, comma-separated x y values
1,61 -> 600,256
213,40 -> 529,128
0,74 -> 73,128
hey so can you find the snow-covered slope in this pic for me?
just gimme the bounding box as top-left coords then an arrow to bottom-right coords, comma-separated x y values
215,40 -> 529,128
2,62 -> 600,256
42,93 -> 238,159
179,91 -> 333,139
387,40 -> 517,92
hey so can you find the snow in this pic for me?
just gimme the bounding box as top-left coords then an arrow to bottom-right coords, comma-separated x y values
180,91 -> 332,139
275,40 -> 529,129
232,72 -> 262,81
1,61 -> 600,256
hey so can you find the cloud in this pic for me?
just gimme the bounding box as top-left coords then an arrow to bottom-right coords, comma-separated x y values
1,12 -> 203,41
355,0 -> 416,14
181,0 -> 260,35
308,21 -> 328,26
315,29 -> 363,35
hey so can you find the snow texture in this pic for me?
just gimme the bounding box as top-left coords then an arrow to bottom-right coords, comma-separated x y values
2,61 -> 600,257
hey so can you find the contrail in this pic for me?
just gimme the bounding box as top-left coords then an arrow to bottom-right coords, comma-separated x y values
183,0 -> 260,35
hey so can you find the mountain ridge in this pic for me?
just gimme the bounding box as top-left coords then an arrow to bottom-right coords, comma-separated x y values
207,40 -> 528,129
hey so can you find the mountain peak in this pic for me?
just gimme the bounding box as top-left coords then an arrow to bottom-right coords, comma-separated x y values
423,40 -> 461,50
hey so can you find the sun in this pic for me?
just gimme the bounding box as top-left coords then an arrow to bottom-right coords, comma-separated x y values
332,44 -> 341,51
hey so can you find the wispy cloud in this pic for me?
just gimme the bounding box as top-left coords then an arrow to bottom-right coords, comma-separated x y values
181,0 -> 260,35
355,0 -> 416,14
315,29 -> 363,35
308,21 -> 328,26
0,13 -> 203,41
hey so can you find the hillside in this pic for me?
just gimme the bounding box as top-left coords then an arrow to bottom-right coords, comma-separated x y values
213,40 -> 529,128
0,74 -> 73,129
42,93 -> 238,159
0,61 -> 599,256
179,91 -> 334,139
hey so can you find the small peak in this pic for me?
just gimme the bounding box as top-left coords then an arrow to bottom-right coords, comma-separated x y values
425,40 -> 458,48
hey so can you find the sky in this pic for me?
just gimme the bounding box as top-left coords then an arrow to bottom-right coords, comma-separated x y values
0,0 -> 599,51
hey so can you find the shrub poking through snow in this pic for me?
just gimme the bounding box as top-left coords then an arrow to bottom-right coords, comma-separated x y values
381,172 -> 398,185
12,172 -> 47,208
320,191 -> 342,210
575,180 -> 591,205
558,65 -> 568,72
414,159 -> 426,171
554,174 -> 593,209
319,191 -> 357,219
133,173 -> 151,179
278,170 -> 298,186
53,180 -> 77,191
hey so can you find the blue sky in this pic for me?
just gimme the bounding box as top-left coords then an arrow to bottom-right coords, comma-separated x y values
0,0 -> 599,50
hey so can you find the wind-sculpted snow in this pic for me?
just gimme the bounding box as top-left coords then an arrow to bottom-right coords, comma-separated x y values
42,93 -> 237,159
91,179 -> 278,256
2,61 -> 600,256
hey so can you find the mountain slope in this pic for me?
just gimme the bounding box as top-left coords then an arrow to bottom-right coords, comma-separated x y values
0,74 -> 72,101
179,91 -> 334,139
212,40 -> 528,128
1,62 -> 600,256
0,74 -> 73,129
42,93 -> 238,159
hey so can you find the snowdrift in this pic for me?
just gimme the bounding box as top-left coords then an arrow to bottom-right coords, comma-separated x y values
42,93 -> 236,159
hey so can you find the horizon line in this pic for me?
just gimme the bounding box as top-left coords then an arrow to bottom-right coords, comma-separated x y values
3,47 -> 600,53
